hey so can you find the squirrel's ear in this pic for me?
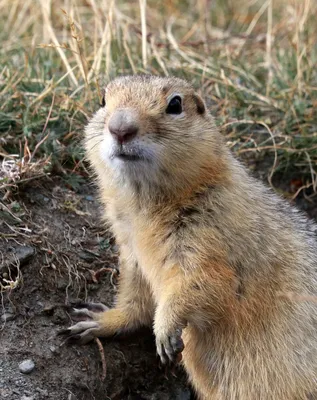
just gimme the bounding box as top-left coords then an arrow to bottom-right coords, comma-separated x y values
193,93 -> 206,115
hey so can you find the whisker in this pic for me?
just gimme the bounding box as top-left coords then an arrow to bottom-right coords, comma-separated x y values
88,140 -> 104,152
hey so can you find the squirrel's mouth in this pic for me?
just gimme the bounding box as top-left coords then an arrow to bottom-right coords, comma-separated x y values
111,146 -> 145,162
116,153 -> 141,161
108,141 -> 151,165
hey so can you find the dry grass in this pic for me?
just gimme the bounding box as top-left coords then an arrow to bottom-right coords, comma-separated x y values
0,0 -> 317,196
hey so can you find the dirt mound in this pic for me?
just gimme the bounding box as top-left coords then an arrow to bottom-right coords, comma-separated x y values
0,178 -> 192,400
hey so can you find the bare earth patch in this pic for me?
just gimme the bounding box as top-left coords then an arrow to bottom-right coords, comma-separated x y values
0,178 -> 191,400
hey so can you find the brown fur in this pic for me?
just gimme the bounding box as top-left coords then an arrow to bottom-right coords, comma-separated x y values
78,75 -> 317,399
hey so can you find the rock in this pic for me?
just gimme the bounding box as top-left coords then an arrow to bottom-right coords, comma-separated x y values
175,388 -> 191,400
21,396 -> 34,400
19,360 -> 35,374
0,203 -> 23,225
49,345 -> 59,354
78,250 -> 100,261
1,312 -> 16,322
14,246 -> 35,265
85,195 -> 94,201
1,246 -> 35,272
14,378 -> 27,386
36,387 -> 48,396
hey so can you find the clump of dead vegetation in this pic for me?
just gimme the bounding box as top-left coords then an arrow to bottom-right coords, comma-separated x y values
0,0 -> 316,197
0,140 -> 51,199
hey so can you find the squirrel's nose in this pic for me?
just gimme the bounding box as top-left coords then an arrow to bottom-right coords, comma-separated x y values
108,109 -> 139,144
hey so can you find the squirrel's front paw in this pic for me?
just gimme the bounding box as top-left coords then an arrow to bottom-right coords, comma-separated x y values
58,302 -> 109,344
155,327 -> 184,364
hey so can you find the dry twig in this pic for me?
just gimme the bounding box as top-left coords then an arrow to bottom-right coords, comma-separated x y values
95,338 -> 107,381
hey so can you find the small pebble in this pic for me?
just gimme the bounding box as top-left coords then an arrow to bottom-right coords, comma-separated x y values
49,345 -> 58,354
177,389 -> 191,400
21,396 -> 34,400
85,195 -> 93,201
19,360 -> 35,374
36,387 -> 48,396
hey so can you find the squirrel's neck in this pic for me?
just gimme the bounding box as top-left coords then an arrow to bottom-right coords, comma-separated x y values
112,147 -> 233,212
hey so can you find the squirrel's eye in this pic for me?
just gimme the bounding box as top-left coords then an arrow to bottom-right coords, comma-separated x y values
166,96 -> 182,115
100,96 -> 106,107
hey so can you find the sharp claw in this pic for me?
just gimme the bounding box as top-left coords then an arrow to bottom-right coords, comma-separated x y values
78,333 -> 95,344
66,334 -> 82,342
72,307 -> 96,319
59,333 -> 82,347
160,353 -> 168,365
70,302 -> 109,313
156,330 -> 184,365
59,321 -> 99,336
58,302 -> 108,345
58,322 -> 100,346
156,342 -> 167,365
88,302 -> 109,312
158,341 -> 172,364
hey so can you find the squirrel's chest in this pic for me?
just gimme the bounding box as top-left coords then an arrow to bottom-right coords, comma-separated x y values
110,209 -> 170,287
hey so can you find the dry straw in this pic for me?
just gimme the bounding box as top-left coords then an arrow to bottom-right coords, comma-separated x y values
0,0 -> 316,197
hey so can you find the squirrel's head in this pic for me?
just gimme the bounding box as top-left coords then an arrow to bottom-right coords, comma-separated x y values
85,75 -> 227,197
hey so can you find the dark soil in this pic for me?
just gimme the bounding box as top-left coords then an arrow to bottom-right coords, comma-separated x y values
0,178 -> 191,400
1,172 -> 316,400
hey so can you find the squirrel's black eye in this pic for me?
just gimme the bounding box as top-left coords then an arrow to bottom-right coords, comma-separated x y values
166,96 -> 182,115
100,96 -> 106,108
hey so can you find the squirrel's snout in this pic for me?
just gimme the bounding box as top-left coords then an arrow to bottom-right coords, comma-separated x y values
108,109 -> 139,145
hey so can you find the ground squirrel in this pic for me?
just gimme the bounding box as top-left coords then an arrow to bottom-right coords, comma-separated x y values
60,75 -> 317,399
